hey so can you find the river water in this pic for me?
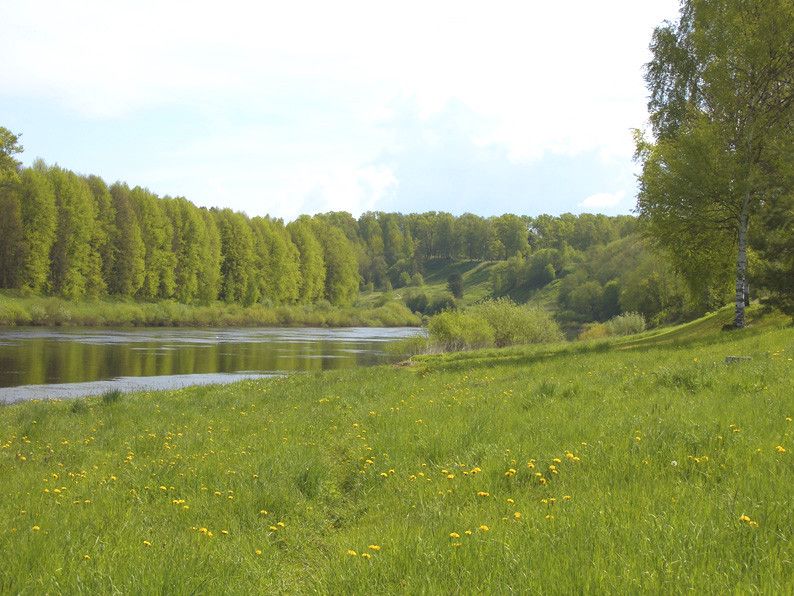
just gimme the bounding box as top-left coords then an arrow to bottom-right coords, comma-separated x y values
0,327 -> 424,403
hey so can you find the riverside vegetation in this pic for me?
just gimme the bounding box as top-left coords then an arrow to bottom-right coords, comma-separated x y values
1,308 -> 791,593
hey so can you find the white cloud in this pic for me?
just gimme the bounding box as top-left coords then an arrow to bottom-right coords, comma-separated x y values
579,191 -> 626,211
0,0 -> 680,215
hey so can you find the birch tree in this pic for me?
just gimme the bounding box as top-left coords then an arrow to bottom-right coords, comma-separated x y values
636,0 -> 794,327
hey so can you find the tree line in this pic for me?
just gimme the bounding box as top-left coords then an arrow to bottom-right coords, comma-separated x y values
0,136 -> 639,308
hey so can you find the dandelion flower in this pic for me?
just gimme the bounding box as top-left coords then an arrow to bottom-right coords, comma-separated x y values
514,512 -> 522,520
368,545 -> 381,551
83,554 -> 91,560
776,445 -> 787,454
143,540 -> 152,547
464,530 -> 472,536
479,525 -> 489,532
347,549 -> 358,556
255,549 -> 262,556
477,491 -> 490,497
449,532 -> 461,539
361,552 -> 372,559
31,526 -> 40,532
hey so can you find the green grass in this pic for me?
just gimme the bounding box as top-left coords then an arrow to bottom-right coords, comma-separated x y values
0,292 -> 421,328
1,318 -> 792,593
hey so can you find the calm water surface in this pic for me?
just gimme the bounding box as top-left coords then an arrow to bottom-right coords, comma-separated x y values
0,327 -> 424,403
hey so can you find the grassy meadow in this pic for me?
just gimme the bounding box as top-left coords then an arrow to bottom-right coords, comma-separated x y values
1,315 -> 792,593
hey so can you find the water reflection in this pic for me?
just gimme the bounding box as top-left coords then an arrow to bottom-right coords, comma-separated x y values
0,327 -> 423,402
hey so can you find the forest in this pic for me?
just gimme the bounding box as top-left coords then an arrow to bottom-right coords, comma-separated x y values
0,121 -> 791,331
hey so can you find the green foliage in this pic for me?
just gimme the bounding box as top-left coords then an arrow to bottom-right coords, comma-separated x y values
638,0 -> 794,327
315,224 -> 359,306
108,184 -> 146,297
427,299 -> 562,351
447,272 -> 463,299
467,299 -> 563,347
0,293 -> 420,327
0,126 -> 23,172
48,167 -> 100,300
287,217 -> 326,303
2,131 -> 787,324
18,165 -> 56,293
604,312 -> 647,336
427,310 -> 495,351
132,187 -> 176,300
0,175 -> 24,289
754,194 -> 794,318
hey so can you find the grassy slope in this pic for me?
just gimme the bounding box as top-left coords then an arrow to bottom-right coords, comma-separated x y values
0,314 -> 792,593
361,259 -> 559,312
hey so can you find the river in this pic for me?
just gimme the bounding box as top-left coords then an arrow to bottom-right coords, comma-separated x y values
0,327 -> 424,403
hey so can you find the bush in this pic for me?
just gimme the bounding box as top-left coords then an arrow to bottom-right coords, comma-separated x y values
468,299 -> 563,347
426,299 -> 563,352
405,292 -> 429,314
447,273 -> 464,299
604,312 -> 646,336
578,322 -> 609,341
427,311 -> 495,351
426,293 -> 457,315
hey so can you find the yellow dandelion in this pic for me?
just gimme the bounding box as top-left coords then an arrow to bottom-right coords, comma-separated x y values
739,514 -> 751,523
143,540 -> 152,547
563,495 -> 572,501
464,529 -> 472,536
449,532 -> 461,539
255,549 -> 262,556
368,545 -> 381,551
506,498 -> 514,504
83,554 -> 91,560
514,511 -> 522,520
479,525 -> 489,532
361,552 -> 372,559
31,525 -> 40,532
347,549 -> 358,556
447,474 -> 455,479
221,530 -> 229,535
477,491 -> 490,497
775,445 -> 786,454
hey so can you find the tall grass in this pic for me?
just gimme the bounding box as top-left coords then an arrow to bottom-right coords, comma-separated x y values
0,294 -> 421,328
0,324 -> 791,593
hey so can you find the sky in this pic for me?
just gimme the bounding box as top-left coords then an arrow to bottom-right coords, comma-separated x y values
0,0 -> 681,221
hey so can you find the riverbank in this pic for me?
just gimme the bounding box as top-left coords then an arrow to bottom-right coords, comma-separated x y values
0,293 -> 421,328
1,319 -> 791,592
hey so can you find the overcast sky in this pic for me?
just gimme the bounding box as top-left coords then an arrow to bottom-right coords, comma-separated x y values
1,0 -> 680,221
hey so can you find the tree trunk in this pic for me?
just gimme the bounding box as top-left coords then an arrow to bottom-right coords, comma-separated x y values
734,195 -> 750,328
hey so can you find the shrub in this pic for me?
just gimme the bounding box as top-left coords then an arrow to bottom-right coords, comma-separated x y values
604,312 -> 646,336
405,292 -> 429,314
426,293 -> 457,315
468,298 -> 563,346
447,273 -> 464,299
427,311 -> 495,351
578,323 -> 609,341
